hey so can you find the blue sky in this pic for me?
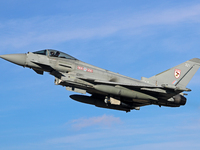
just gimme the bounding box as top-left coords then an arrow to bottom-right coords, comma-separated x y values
0,0 -> 200,149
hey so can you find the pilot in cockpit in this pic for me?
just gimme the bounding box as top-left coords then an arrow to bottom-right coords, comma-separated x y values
50,51 -> 55,56
55,51 -> 60,57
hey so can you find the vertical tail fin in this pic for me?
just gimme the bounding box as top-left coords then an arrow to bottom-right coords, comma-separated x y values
141,58 -> 200,88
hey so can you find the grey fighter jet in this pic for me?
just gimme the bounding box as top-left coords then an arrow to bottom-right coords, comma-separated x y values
0,49 -> 200,112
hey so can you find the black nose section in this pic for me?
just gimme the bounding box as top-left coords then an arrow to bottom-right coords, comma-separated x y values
0,54 -> 27,66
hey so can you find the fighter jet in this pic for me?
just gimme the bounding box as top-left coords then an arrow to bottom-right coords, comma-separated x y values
0,49 -> 200,112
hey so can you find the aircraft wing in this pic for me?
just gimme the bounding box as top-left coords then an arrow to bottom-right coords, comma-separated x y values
78,77 -> 189,93
78,77 -> 158,88
92,79 -> 159,88
77,77 -> 190,102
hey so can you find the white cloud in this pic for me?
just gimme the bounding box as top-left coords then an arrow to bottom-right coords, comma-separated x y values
125,141 -> 200,150
1,4 -> 200,52
43,112 -> 200,150
68,114 -> 121,130
46,122 -> 151,149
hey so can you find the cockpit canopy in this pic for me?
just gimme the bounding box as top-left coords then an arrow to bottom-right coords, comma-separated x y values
33,49 -> 77,60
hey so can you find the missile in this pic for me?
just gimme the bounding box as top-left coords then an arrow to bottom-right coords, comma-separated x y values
94,85 -> 157,101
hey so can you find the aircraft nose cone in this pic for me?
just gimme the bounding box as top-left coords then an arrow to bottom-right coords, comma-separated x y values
0,54 -> 27,66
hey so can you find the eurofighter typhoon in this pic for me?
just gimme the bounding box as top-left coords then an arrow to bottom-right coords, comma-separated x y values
0,49 -> 200,112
